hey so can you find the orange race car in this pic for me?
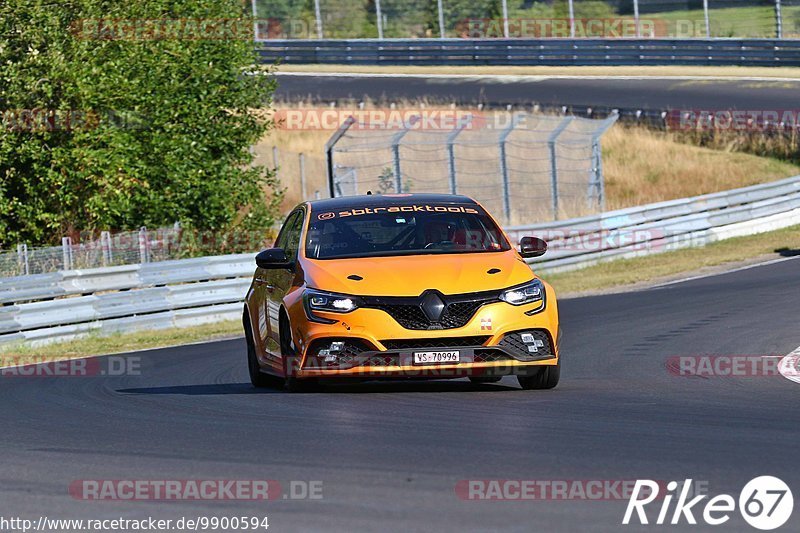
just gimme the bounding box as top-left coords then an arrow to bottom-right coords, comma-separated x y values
243,193 -> 560,392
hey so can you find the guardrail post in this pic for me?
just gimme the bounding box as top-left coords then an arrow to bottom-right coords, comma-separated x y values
446,115 -> 473,194
702,0 -> 711,37
62,237 -> 73,270
101,231 -> 113,266
138,227 -> 150,264
17,244 -> 29,276
776,0 -> 783,39
547,116 -> 575,221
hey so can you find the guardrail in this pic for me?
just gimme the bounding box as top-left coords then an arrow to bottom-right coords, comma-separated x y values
1,175 -> 799,347
508,174 -> 800,272
257,39 -> 800,66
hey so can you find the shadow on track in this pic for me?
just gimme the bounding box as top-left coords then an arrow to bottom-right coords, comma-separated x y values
776,247 -> 800,257
117,380 -> 521,395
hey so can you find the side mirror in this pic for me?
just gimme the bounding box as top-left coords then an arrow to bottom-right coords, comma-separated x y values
255,248 -> 293,269
519,237 -> 547,258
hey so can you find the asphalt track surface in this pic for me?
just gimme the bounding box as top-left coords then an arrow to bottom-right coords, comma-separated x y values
2,257 -> 799,532
274,73 -> 800,113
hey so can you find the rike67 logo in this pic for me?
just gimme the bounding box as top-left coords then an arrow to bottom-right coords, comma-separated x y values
623,476 -> 793,530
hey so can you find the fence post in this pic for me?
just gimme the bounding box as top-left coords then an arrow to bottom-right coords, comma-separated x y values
502,0 -> 509,38
314,0 -> 323,38
437,0 -> 446,38
547,116 -> 575,221
138,227 -> 150,264
633,0 -> 640,38
325,116 -> 356,197
375,0 -> 384,39
703,0 -> 711,37
446,115 -> 473,194
101,231 -> 112,266
498,114 -> 523,225
61,237 -> 73,270
587,112 -> 619,213
299,153 -> 308,201
568,0 -> 575,38
389,116 -> 419,193
776,0 -> 783,39
272,146 -> 280,180
250,0 -> 259,41
17,244 -> 29,276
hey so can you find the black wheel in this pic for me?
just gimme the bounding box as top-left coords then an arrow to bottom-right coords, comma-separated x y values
244,308 -> 279,388
517,359 -> 560,390
469,376 -> 502,384
280,311 -> 321,393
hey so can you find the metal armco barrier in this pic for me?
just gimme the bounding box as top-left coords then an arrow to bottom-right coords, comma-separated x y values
1,175 -> 799,346
508,174 -> 800,272
257,39 -> 800,66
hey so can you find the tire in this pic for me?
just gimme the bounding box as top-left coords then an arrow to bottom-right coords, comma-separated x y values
244,308 -> 279,388
517,359 -> 560,390
469,376 -> 502,384
280,311 -> 321,393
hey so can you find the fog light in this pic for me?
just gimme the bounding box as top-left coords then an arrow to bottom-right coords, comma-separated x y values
330,341 -> 345,353
527,340 -> 545,352
521,333 -> 534,344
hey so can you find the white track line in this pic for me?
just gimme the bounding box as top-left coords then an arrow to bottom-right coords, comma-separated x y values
276,72 -> 800,83
651,256 -> 799,289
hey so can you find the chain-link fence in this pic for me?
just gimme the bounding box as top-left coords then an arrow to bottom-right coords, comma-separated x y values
252,0 -> 800,39
0,226 -> 184,277
326,112 -> 618,225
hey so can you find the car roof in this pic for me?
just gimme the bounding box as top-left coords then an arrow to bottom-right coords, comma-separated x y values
306,193 -> 478,211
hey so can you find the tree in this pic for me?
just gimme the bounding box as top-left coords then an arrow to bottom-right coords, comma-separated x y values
0,0 -> 282,247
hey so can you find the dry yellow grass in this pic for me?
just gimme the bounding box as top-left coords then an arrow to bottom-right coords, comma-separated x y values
256,105 -> 800,213
602,126 -> 799,209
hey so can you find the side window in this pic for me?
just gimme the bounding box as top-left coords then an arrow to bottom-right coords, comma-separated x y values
276,210 -> 304,260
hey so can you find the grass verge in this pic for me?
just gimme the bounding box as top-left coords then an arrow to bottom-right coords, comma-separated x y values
2,225 -> 798,361
0,320 -> 242,365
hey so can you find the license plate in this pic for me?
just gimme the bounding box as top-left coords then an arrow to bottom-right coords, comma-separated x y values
413,351 -> 460,365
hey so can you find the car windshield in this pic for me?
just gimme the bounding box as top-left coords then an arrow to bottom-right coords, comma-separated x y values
305,203 -> 511,260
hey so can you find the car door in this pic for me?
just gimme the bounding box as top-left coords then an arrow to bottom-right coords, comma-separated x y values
265,209 -> 305,363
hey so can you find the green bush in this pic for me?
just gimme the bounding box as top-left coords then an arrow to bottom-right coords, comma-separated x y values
0,0 -> 282,247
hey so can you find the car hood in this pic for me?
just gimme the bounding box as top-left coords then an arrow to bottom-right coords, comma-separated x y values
301,251 -> 534,297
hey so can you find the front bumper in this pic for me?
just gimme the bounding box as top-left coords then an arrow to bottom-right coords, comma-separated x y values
285,285 -> 560,379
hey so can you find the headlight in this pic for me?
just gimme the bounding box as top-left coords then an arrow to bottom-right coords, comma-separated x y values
499,279 -> 545,307
304,289 -> 361,314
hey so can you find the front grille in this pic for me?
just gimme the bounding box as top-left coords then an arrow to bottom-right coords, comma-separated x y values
363,289 -> 501,330
380,336 -> 491,351
498,330 -> 553,358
